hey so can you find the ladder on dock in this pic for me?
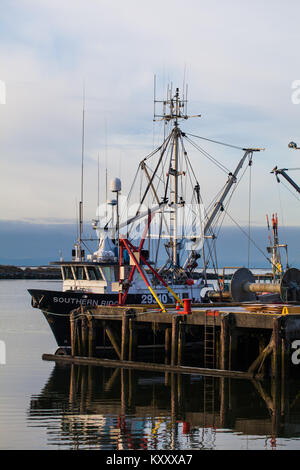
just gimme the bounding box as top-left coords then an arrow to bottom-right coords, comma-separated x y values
204,310 -> 217,368
202,310 -> 218,448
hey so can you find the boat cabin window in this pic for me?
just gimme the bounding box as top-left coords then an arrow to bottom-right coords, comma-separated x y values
74,266 -> 87,280
87,266 -> 104,281
100,266 -> 115,282
62,266 -> 74,280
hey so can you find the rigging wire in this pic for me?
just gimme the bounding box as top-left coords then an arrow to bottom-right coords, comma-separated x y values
154,211 -> 163,268
182,156 -> 221,275
143,132 -> 172,162
281,167 -> 300,171
202,234 -> 219,279
144,161 -> 167,189
213,190 -> 234,239
185,132 -> 245,151
279,179 -> 300,202
223,208 -> 273,267
203,154 -> 254,271
180,137 -> 217,233
212,236 -> 220,281
210,153 -> 253,234
178,135 -> 212,271
276,179 -> 287,244
127,165 -> 142,204
204,182 -> 228,219
204,190 -> 234,277
184,136 -> 231,175
181,134 -> 201,182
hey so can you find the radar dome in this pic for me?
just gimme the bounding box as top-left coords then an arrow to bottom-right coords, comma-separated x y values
110,177 -> 121,192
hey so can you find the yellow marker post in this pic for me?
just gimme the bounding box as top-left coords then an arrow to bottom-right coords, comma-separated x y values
123,238 -> 184,309
122,238 -> 167,313
147,285 -> 167,313
165,285 -> 184,308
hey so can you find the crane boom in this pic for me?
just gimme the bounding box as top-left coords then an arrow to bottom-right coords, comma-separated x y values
271,166 -> 300,195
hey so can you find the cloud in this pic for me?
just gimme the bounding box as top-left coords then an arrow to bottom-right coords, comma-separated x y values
1,0 -> 300,226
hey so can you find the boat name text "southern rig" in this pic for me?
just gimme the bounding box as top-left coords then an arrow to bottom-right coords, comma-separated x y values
53,297 -> 118,306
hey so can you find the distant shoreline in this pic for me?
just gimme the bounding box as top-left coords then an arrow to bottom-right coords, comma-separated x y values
0,265 -> 62,280
0,264 -> 274,282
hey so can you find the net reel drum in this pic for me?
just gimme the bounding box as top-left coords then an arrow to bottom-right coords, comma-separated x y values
230,267 -> 300,303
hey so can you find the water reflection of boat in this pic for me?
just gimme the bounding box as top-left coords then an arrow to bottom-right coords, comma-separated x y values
28,364 -> 300,449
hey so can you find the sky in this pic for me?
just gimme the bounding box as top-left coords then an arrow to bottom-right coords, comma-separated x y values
2,0 -> 300,232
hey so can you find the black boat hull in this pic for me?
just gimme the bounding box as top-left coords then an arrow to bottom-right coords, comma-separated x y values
28,288 -> 177,348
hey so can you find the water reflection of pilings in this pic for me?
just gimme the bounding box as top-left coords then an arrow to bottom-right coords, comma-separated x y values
29,364 -> 300,450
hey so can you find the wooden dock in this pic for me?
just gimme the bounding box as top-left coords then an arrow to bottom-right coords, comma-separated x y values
44,302 -> 300,381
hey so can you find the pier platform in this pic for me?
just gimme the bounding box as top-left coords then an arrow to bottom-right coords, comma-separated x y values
43,302 -> 300,382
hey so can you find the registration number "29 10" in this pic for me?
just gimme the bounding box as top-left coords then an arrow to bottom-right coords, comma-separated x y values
141,293 -> 170,304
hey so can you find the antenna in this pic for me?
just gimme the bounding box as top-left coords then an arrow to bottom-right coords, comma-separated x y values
183,68 -> 185,93
185,83 -> 188,115
75,197 -> 79,240
97,152 -> 100,222
81,84 -> 85,205
106,168 -> 108,219
78,83 -> 85,260
153,74 -> 157,148
153,73 -> 156,120
105,119 -> 108,218
153,81 -> 200,124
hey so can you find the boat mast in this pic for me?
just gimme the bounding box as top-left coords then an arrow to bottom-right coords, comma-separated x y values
153,85 -> 200,267
171,89 -> 179,266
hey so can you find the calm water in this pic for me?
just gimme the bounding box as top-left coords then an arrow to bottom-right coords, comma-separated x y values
1,279 -> 300,450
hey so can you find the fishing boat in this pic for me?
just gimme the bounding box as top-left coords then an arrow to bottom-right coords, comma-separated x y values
28,84 -> 262,351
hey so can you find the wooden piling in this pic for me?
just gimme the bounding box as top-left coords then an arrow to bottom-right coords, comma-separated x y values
164,372 -> 170,386
79,366 -> 88,413
177,320 -> 185,366
271,376 -> 281,438
170,373 -> 177,422
165,327 -> 171,365
220,314 -> 230,370
81,316 -> 88,357
87,316 -> 96,358
121,369 -> 129,417
272,317 -> 282,379
219,378 -> 229,428
69,364 -> 76,404
229,321 -> 237,371
70,311 -> 77,357
128,370 -> 135,409
177,373 -> 183,411
121,312 -> 130,361
129,318 -> 137,361
105,323 -> 121,359
215,331 -> 221,369
280,317 -> 290,384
